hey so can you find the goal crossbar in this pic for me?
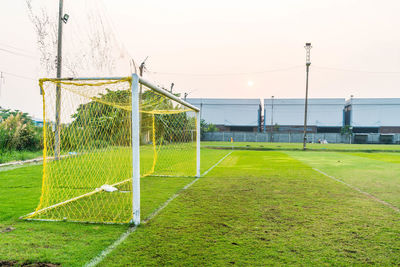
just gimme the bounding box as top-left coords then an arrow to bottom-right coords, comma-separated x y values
23,74 -> 201,225
48,76 -> 200,112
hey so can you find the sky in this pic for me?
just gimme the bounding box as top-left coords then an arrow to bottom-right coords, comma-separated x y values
1,0 -> 400,119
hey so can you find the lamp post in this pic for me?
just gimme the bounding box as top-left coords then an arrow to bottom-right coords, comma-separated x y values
303,43 -> 312,150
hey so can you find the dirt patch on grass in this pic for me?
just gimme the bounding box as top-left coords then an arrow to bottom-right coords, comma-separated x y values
1,227 -> 15,233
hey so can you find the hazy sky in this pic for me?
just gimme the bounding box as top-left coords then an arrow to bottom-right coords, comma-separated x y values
1,0 -> 400,118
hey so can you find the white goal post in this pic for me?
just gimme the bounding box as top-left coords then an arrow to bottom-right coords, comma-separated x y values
132,74 -> 201,224
22,73 -> 200,225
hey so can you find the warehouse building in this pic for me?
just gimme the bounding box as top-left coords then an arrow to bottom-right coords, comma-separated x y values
263,98 -> 346,133
345,98 -> 400,143
186,98 -> 262,132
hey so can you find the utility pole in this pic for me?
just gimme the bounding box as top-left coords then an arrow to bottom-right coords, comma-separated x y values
54,0 -> 65,159
270,96 -> 274,142
303,43 -> 312,150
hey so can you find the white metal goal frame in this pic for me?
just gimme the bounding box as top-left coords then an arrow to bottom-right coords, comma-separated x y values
131,74 -> 201,225
22,74 -> 201,226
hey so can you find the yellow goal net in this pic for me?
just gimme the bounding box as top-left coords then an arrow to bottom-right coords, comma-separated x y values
23,75 -> 200,224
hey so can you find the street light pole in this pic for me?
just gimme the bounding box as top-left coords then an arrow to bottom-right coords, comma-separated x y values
303,43 -> 312,150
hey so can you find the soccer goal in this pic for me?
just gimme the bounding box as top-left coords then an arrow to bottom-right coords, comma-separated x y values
22,74 -> 200,225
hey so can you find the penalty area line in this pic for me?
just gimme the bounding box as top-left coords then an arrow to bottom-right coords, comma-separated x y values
84,151 -> 233,267
313,168 -> 400,213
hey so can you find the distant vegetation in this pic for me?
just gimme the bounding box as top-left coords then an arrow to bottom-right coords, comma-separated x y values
0,108 -> 42,163
200,119 -> 218,140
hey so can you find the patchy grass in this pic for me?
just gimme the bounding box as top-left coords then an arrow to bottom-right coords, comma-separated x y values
99,151 -> 400,266
287,151 -> 400,208
350,152 -> 400,164
203,141 -> 400,152
0,148 -> 228,266
2,146 -> 400,265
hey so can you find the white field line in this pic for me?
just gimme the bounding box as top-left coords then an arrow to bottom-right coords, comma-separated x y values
313,168 -> 400,213
201,151 -> 233,177
84,151 -> 233,267
0,157 -> 43,168
25,150 -> 233,219
0,154 -> 73,168
0,154 -> 75,173
84,226 -> 137,267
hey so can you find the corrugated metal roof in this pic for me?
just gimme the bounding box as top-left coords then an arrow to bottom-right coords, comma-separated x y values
347,98 -> 400,105
264,98 -> 345,105
187,98 -> 261,105
263,98 -> 345,127
186,98 -> 260,126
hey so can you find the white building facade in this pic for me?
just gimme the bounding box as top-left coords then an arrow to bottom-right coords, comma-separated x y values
264,98 -> 345,133
345,98 -> 400,133
186,98 -> 261,132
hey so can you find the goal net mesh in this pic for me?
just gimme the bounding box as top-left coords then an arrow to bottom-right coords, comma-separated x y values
24,77 -> 197,224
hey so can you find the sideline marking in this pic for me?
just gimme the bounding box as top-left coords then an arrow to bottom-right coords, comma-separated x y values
0,157 -> 43,168
201,151 -> 233,176
313,168 -> 400,213
84,151 -> 233,267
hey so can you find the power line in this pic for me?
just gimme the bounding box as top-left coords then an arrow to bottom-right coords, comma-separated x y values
148,65 -> 303,77
0,47 -> 38,60
0,70 -> 36,81
0,41 -> 36,54
313,65 -> 400,74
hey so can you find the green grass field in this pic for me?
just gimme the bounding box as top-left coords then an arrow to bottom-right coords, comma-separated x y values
1,142 -> 400,266
27,143 -> 198,223
204,141 -> 400,152
0,150 -> 42,164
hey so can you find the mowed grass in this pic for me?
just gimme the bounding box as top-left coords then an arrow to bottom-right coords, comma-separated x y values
204,141 -> 400,152
1,143 -> 400,266
287,151 -> 400,208
28,143 -> 198,223
100,150 -> 400,266
0,148 -> 228,266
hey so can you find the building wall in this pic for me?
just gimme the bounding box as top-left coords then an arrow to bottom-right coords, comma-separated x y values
347,98 -> 400,127
264,98 -> 345,129
203,132 -> 400,144
380,127 -> 400,134
187,98 -> 261,130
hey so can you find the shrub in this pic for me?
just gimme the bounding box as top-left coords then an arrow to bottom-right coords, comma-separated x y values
0,112 -> 42,151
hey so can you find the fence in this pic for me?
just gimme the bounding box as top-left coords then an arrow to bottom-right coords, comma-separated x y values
203,132 -> 400,144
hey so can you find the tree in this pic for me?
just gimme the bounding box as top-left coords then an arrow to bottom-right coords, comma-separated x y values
0,112 -> 42,151
65,89 -> 131,149
341,125 -> 353,143
65,89 -> 194,149
25,0 -> 129,77
200,119 -> 218,140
